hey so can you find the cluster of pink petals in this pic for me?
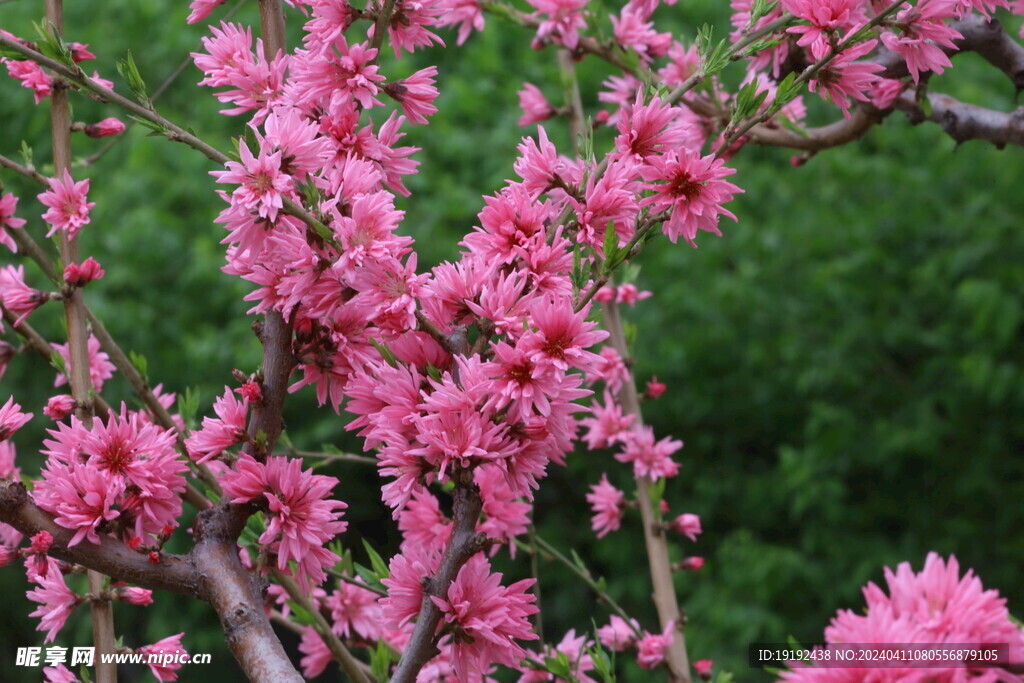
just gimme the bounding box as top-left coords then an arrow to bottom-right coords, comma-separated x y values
34,407 -> 186,545
0,396 -> 33,441
138,633 -> 188,682
4,59 -> 53,104
880,0 -> 963,83
519,629 -> 597,682
0,264 -> 46,325
636,621 -> 676,669
221,455 -> 347,592
598,615 -> 642,651
586,474 -> 625,538
782,553 -> 1024,683
62,257 -> 105,286
26,559 -> 80,642
615,426 -> 682,481
52,333 -> 116,393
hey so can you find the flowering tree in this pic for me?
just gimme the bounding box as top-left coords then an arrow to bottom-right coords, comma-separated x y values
0,0 -> 1023,681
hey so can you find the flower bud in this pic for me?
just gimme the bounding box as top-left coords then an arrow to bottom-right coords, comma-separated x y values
63,257 -> 105,286
84,118 -> 125,138
675,556 -> 704,571
118,586 -> 154,606
44,395 -> 76,421
670,513 -> 702,542
694,659 -> 714,681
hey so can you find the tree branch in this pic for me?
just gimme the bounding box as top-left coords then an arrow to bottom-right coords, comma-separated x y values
895,91 -> 1024,148
0,480 -> 201,596
390,480 -> 487,683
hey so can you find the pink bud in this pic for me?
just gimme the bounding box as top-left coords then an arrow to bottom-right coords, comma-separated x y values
659,499 -> 670,514
63,257 -> 105,286
645,376 -> 667,399
44,394 -> 76,421
118,586 -> 154,606
236,380 -> 263,402
68,43 -> 96,63
595,285 -> 617,303
671,513 -> 702,542
677,556 -> 704,571
616,283 -> 652,306
84,118 -> 125,138
694,659 -> 713,680
29,531 -> 53,554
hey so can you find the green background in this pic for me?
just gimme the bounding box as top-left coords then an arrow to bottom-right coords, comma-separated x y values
0,0 -> 1021,680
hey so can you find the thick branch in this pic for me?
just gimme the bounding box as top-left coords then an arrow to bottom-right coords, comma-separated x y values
0,480 -> 201,596
951,17 -> 1024,92
747,106 -> 889,150
895,91 -> 1024,148
192,502 -> 303,683
390,481 -> 487,683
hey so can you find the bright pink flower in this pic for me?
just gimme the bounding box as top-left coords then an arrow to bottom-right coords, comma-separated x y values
616,283 -> 652,306
212,139 -> 292,221
476,465 -> 531,553
0,397 -> 32,440
325,577 -> 384,641
372,0 -> 445,58
783,0 -> 867,53
694,659 -> 714,679
38,170 -> 95,239
520,297 -> 608,372
53,334 -> 117,392
580,392 -> 634,449
518,83 -> 556,126
43,665 -> 79,683
677,556 -> 704,571
591,346 -> 629,392
527,0 -> 589,49
5,60 -> 53,104
636,621 -> 675,669
187,0 -> 227,23
598,615 -> 641,651
671,513 -> 702,542
807,40 -> 884,119
44,395 -> 76,421
26,561 -> 80,642
62,257 -> 105,286
84,118 -> 126,138
117,585 -> 154,606
68,43 -> 96,63
184,386 -> 249,462
0,264 -> 46,325
381,548 -> 441,628
289,37 -> 385,110
27,530 -> 53,577
439,0 -> 486,44
640,149 -> 742,248
298,626 -> 333,678
645,376 -> 666,399
138,633 -> 188,681
0,192 -> 26,253
611,7 -> 672,61
782,553 -> 1024,683
433,554 -> 538,679
880,0 -> 962,83
398,488 -> 452,555
616,426 -> 682,480
586,474 -> 625,538
514,126 -> 568,197
221,455 -> 347,592
36,463 -> 123,547
384,66 -> 440,125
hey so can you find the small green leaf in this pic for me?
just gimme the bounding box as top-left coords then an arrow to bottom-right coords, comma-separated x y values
49,352 -> 67,376
176,387 -> 200,431
362,539 -> 390,580
129,350 -> 149,384
116,51 -> 150,105
370,338 -> 399,368
545,652 -> 573,678
371,639 -> 392,682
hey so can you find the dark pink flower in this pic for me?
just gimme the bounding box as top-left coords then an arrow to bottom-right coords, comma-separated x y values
0,396 -> 33,440
26,560 -> 80,642
636,621 -> 675,668
0,264 -> 47,325
671,513 -> 702,542
138,633 -> 187,681
84,118 -> 126,138
518,83 -> 556,126
63,257 -> 105,286
0,192 -> 26,253
616,426 -> 682,480
5,60 -> 53,104
53,334 -> 116,392
586,474 -> 625,538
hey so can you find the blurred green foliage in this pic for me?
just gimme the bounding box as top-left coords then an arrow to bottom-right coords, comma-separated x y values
0,0 -> 1022,681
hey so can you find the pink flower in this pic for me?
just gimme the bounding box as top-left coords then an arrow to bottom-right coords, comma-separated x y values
806,40 -> 884,119
26,561 -> 80,642
880,0 -> 962,84
782,553 -> 1024,683
580,392 -> 634,449
783,0 -> 867,54
598,615 -> 641,651
694,659 -> 714,679
677,556 -> 704,571
68,43 -> 96,63
62,257 -> 105,286
527,0 -> 589,49
671,513 -> 702,542
38,170 -> 95,239
636,621 -> 675,669
187,0 -> 226,23
53,334 -> 116,392
5,60 -> 53,104
616,426 -> 682,480
325,577 -> 384,641
0,264 -> 47,325
586,474 -> 625,538
117,585 -> 154,606
384,66 -> 440,126
44,395 -> 76,421
640,149 -> 742,248
645,376 -> 666,399
36,463 -> 124,546
298,626 -> 333,678
184,386 -> 249,462
616,283 -> 652,306
0,397 -> 33,440
439,0 -> 485,45
84,117 -> 126,138
381,548 -> 441,628
221,455 -> 347,592
0,192 -> 26,253
611,7 -> 672,61
211,139 -> 292,221
518,83 -> 556,126
432,554 -> 539,679
138,633 -> 188,681
43,665 -> 80,683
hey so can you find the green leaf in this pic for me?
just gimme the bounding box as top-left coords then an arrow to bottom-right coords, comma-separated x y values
362,539 -> 390,580
371,639 -> 392,682
176,387 -> 200,431
32,20 -> 75,68
116,51 -> 150,105
18,141 -> 33,168
129,350 -> 149,384
370,338 -> 399,368
545,651 -> 573,679
49,352 -> 67,376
